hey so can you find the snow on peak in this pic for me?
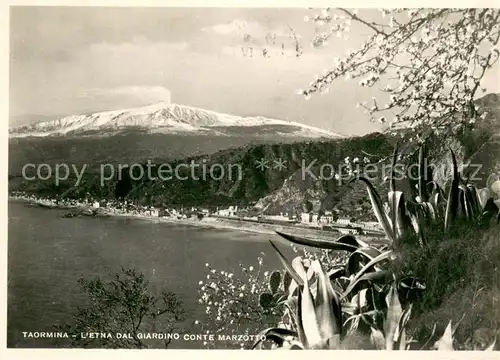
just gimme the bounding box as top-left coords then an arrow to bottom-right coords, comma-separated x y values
9,102 -> 343,139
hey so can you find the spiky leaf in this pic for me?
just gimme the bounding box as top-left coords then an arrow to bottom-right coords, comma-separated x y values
275,231 -> 360,252
390,143 -> 399,194
353,177 -> 395,243
482,198 -> 499,225
420,202 -> 437,222
269,240 -> 304,287
295,259 -> 322,348
295,289 -> 307,345
444,150 -> 459,231
283,271 -> 292,292
418,144 -> 430,202
387,190 -> 413,245
399,328 -> 407,350
370,327 -> 385,350
310,260 -> 342,346
384,285 -> 403,350
485,338 -> 496,351
341,251 -> 393,300
283,296 -> 299,330
436,321 -> 454,351
467,184 -> 482,217
409,212 -> 426,248
347,246 -> 383,275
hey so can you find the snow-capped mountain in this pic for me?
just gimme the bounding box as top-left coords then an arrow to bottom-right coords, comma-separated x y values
9,102 -> 342,139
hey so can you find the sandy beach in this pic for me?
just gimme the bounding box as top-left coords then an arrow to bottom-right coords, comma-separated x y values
113,211 -> 280,235
8,195 -> 292,236
9,195 -> 387,243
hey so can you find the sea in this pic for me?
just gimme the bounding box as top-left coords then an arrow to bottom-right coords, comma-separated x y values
7,201 -> 296,349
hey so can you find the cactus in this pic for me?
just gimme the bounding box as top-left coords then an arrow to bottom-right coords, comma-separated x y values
258,270 -> 290,311
269,270 -> 281,294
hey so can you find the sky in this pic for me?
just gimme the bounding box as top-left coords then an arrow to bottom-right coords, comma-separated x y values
9,7 -> 500,135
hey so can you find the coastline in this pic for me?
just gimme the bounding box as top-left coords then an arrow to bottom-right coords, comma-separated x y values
9,196 -> 387,243
113,210 -> 280,235
9,196 -> 289,236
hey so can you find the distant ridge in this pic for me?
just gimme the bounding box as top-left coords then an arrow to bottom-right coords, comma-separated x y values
9,102 -> 343,139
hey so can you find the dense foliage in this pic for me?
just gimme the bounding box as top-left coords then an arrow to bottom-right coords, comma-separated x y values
11,133 -> 395,212
196,143 -> 500,350
56,268 -> 186,349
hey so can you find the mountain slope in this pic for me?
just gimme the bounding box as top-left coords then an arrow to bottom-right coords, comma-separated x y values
8,102 -> 343,174
256,94 -> 500,219
9,132 -> 395,213
9,94 -> 499,222
9,102 -> 342,139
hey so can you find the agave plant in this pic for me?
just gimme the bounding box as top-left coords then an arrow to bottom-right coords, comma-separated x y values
272,230 -> 425,310
253,242 -> 497,351
251,241 -> 418,349
431,321 -> 497,351
259,142 -> 499,350
276,143 -> 499,253
358,144 -> 500,249
368,298 -> 497,351
252,249 -> 370,349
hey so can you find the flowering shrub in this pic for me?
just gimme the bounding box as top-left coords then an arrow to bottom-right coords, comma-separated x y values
299,8 -> 499,141
194,255 -> 277,349
195,246 -> 348,349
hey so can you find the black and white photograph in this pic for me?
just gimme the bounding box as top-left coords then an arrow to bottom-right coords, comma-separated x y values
5,3 -> 500,353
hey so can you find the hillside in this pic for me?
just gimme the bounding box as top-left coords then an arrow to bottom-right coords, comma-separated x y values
9,132 -> 395,212
9,94 -> 500,221
244,93 -> 500,220
9,102 -> 342,175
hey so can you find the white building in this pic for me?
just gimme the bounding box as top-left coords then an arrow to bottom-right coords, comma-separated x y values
150,209 -> 159,217
301,213 -> 313,223
362,221 -> 382,230
168,208 -> 178,217
319,215 -> 335,224
338,227 -> 360,235
336,218 -> 351,226
217,209 -> 230,216
217,206 -> 238,217
263,215 -> 292,222
229,206 -> 238,216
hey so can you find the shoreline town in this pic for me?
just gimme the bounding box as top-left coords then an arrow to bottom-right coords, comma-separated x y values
9,192 -> 386,241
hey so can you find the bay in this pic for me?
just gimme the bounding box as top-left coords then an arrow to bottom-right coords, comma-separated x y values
7,201 -> 292,349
